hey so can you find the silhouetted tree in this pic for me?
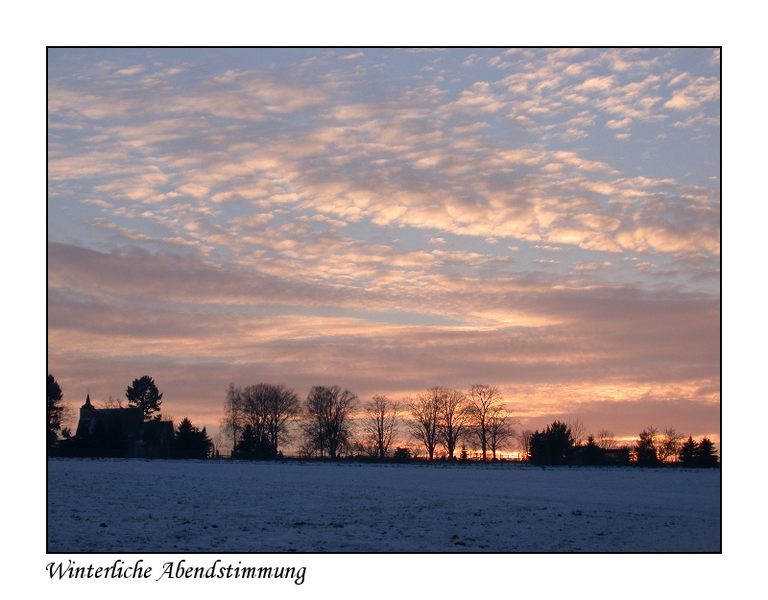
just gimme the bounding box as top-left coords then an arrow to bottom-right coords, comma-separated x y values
634,427 -> 659,466
695,437 -> 719,467
678,436 -> 698,466
301,385 -> 357,459
597,429 -> 617,450
47,374 -> 64,452
439,388 -> 470,460
265,384 -> 300,454
529,421 -> 574,465
516,429 -> 533,461
407,388 -> 443,460
467,384 -> 503,461
126,375 -> 163,421
101,395 -> 124,408
240,384 -> 270,443
580,435 -> 605,465
173,417 -> 213,459
567,418 -> 587,447
392,447 -> 412,463
233,424 -> 276,459
362,395 -> 397,459
658,427 -> 683,463
237,383 -> 300,457
220,383 -> 243,455
487,406 -> 515,460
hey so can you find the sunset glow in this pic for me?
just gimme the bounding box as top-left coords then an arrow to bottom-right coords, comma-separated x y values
47,48 -> 720,449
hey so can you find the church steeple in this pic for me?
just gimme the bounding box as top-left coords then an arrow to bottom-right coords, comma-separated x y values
76,392 -> 96,438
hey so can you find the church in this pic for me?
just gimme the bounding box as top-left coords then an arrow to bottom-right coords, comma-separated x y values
60,394 -> 174,458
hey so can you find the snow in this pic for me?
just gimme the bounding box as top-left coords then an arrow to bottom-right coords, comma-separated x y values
47,458 -> 720,552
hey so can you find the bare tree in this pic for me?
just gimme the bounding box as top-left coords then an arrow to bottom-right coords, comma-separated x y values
567,417 -> 587,446
515,429 -> 533,461
439,388 -> 470,460
101,395 -> 124,408
240,383 -> 273,444
224,383 -> 300,456
407,388 -> 443,460
302,385 -> 357,459
220,383 -> 243,455
362,395 -> 398,459
596,429 -> 617,450
467,384 -> 504,461
487,407 -> 516,460
635,426 -> 659,465
265,384 -> 300,454
658,427 -> 683,463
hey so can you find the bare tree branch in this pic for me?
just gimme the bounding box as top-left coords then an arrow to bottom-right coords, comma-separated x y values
406,388 -> 443,461
467,384 -> 503,461
362,395 -> 398,459
438,388 -> 470,460
487,407 -> 516,460
302,385 -> 357,459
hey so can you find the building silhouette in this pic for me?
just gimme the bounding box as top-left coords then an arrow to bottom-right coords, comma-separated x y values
60,394 -> 173,458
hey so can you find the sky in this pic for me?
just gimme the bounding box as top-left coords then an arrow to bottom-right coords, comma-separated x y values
47,47 -> 720,449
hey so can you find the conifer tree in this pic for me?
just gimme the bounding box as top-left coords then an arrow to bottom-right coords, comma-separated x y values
233,424 -> 276,460
634,427 -> 659,466
695,437 -> 719,467
529,421 -> 574,465
126,375 -> 163,421
173,417 -> 213,459
47,374 -> 65,453
678,436 -> 698,466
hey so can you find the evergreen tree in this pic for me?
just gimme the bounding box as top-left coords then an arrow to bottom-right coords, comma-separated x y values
47,374 -> 64,453
678,436 -> 698,466
126,375 -> 163,421
581,435 -> 605,465
634,427 -> 659,466
173,417 -> 213,459
529,421 -> 574,465
233,424 -> 277,460
695,437 -> 719,467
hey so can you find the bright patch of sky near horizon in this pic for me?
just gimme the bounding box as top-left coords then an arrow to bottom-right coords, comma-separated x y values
47,48 -> 720,445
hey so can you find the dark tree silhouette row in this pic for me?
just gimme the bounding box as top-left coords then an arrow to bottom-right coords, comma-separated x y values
525,421 -> 719,467
47,374 -> 718,466
218,382 -> 516,461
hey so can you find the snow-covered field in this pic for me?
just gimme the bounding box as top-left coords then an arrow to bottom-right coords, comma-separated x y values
47,458 -> 720,552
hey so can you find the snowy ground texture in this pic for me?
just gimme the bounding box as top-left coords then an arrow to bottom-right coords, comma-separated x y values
48,458 -> 720,552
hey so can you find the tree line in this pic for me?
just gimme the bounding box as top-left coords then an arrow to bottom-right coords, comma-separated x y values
47,374 -> 718,466
524,421 -> 719,467
219,382 -> 517,462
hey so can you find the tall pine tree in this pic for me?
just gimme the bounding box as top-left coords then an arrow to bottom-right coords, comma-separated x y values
696,437 -> 719,467
126,375 -> 163,421
173,417 -> 213,459
47,374 -> 64,453
678,436 -> 698,466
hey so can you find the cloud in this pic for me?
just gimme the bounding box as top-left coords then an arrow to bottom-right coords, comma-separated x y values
573,75 -> 616,92
605,117 -> 631,129
663,76 -> 720,111
114,64 -> 146,77
572,261 -> 612,272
